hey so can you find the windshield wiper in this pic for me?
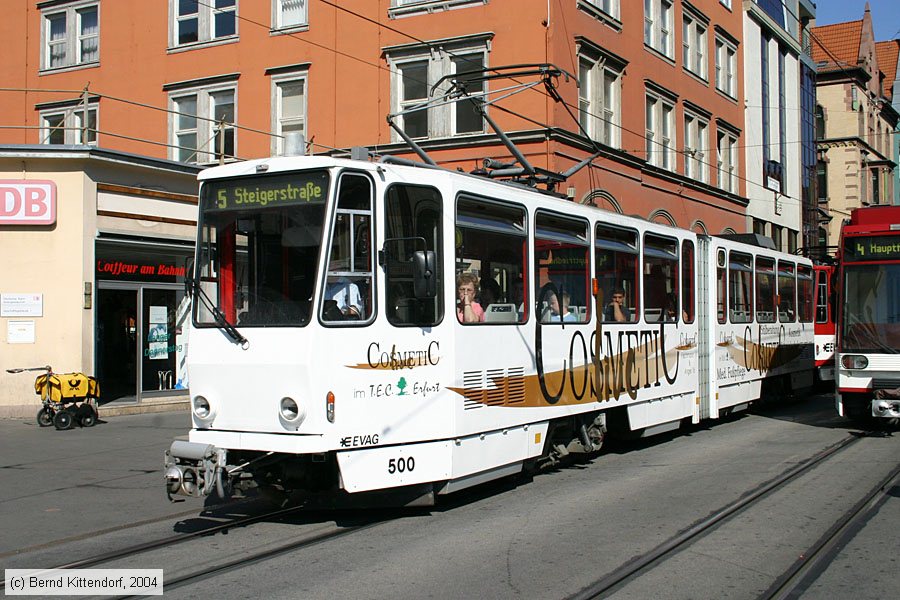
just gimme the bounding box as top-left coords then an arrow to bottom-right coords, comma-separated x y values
191,279 -> 248,348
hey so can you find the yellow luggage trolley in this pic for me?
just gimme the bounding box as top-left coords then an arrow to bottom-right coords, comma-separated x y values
6,366 -> 100,430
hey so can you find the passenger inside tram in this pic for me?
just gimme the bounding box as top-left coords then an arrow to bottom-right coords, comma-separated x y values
457,272 -> 485,323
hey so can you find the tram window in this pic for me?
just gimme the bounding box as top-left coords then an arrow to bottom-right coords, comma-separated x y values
455,195 -> 527,324
197,170 -> 329,328
815,269 -> 829,323
643,234 -> 678,323
322,173 -> 374,324
729,251 -> 753,323
755,256 -> 776,323
384,184 -> 443,327
596,224 -> 638,322
717,249 -> 727,323
797,264 -> 813,323
534,212 -> 590,324
682,240 -> 695,323
777,261 -> 796,322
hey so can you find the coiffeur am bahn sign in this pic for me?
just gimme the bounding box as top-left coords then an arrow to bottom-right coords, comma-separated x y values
0,180 -> 57,225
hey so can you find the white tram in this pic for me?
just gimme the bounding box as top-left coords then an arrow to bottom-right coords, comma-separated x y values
165,155 -> 814,504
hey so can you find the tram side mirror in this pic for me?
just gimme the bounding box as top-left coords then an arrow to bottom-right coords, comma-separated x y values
413,250 -> 437,299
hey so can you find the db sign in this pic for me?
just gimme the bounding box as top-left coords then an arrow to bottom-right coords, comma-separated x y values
0,180 -> 57,225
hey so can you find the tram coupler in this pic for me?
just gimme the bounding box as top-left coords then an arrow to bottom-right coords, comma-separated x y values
873,388 -> 900,418
165,440 -> 228,500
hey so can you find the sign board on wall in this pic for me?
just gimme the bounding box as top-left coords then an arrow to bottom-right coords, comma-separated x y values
0,294 -> 43,317
0,180 -> 57,225
7,320 -> 35,344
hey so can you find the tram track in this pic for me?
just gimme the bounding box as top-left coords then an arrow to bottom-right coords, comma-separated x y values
565,432 -> 867,600
760,461 -> 900,600
113,518 -> 389,599
0,499 -> 305,590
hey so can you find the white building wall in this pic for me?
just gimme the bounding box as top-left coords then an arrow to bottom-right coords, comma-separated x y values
742,10 -> 804,246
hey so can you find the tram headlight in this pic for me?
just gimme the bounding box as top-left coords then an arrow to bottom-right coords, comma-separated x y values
192,395 -> 213,421
841,355 -> 868,369
279,397 -> 305,429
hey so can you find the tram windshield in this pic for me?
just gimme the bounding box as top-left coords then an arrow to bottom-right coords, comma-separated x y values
195,171 -> 330,327
841,263 -> 900,353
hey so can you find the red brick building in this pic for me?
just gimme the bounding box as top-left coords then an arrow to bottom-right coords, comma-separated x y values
1,0 -> 748,233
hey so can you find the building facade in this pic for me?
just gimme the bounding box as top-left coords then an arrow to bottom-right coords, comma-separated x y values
0,147 -> 199,417
811,4 -> 899,246
0,0 -> 752,234
741,0 -> 817,254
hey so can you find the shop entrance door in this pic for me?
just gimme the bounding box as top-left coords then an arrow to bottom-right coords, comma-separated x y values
97,283 -> 187,404
96,287 -> 138,403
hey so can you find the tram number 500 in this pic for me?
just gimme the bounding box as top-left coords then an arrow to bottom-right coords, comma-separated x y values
388,457 -> 415,474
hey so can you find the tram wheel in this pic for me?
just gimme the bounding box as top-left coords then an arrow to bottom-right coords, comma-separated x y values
53,409 -> 74,430
36,407 -> 53,427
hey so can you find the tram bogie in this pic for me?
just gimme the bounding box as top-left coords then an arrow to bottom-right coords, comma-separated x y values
165,155 -> 816,504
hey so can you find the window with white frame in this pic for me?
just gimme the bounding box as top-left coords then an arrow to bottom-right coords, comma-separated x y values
720,0 -> 732,9
682,10 -> 707,79
715,35 -> 737,97
273,0 -> 307,30
644,0 -> 673,59
578,52 -> 622,148
387,37 -> 489,140
684,112 -> 709,183
716,128 -> 738,193
271,75 -> 307,156
41,2 -> 99,70
646,93 -> 675,170
583,0 -> 619,20
171,0 -> 236,48
170,86 -> 236,164
40,105 -> 98,145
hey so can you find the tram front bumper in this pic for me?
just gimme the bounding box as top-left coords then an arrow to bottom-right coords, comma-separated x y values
164,440 -> 227,500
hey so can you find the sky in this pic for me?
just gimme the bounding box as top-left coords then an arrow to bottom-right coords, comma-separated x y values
813,0 -> 900,41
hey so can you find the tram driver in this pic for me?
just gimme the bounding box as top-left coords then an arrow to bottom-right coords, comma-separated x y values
324,276 -> 363,319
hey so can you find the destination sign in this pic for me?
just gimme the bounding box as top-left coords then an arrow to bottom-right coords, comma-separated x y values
844,235 -> 900,261
203,171 -> 329,211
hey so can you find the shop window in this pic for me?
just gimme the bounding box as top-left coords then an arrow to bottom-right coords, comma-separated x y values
777,261 -> 796,322
455,196 -> 527,324
755,256 -> 776,323
596,224 -> 638,322
534,212 -> 590,324
322,173 -> 374,324
729,251 -> 752,323
384,185 -> 443,327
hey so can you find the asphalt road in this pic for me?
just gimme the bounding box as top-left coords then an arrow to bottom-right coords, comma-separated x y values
0,394 -> 896,599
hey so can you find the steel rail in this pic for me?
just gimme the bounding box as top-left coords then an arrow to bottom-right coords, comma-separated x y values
565,433 -> 863,600
114,519 -> 390,599
760,461 -> 900,600
0,500 -> 304,589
